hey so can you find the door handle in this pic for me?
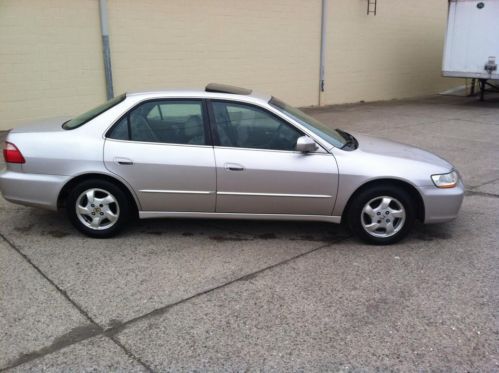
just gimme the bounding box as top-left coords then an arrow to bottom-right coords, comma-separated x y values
114,157 -> 134,166
224,163 -> 244,171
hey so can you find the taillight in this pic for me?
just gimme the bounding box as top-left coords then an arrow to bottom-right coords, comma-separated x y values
3,142 -> 25,164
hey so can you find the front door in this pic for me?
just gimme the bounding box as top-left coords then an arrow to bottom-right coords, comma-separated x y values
104,99 -> 216,212
209,100 -> 338,215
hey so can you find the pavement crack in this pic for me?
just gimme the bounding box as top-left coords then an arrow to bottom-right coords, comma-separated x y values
0,232 -> 98,325
107,335 -> 154,372
0,232 -> 153,373
464,190 -> 499,199
0,227 -> 349,372
469,177 -> 499,189
104,234 -> 352,338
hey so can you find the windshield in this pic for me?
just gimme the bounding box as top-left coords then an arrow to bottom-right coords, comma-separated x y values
62,94 -> 126,130
269,97 -> 347,148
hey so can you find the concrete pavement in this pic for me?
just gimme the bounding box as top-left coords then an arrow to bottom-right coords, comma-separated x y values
0,94 -> 498,371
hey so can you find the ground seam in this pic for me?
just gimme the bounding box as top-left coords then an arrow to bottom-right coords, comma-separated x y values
0,232 -> 154,373
468,177 -> 499,189
0,233 -> 350,371
104,236 -> 351,337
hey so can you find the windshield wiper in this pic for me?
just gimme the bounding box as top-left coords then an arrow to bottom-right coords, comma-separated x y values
336,129 -> 358,150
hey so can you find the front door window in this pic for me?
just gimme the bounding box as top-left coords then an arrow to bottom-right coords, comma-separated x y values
211,101 -> 302,151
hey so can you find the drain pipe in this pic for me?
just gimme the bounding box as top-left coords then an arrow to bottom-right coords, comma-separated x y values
318,0 -> 328,106
99,0 -> 114,99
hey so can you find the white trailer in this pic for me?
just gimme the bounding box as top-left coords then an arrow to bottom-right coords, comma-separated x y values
442,0 -> 499,99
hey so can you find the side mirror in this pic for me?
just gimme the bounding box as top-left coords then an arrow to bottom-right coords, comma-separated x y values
296,136 -> 318,153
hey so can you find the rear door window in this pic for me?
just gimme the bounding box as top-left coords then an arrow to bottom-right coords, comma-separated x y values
107,100 -> 208,145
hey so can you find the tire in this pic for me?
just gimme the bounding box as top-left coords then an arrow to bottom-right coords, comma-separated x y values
66,179 -> 132,238
347,184 -> 416,245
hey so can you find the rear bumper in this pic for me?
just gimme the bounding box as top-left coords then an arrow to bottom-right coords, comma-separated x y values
418,180 -> 465,224
0,169 -> 68,210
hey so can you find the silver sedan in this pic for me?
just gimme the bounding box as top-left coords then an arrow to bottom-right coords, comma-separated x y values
0,84 -> 464,244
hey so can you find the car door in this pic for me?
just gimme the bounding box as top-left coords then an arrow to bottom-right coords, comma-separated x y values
209,100 -> 338,215
104,99 -> 216,212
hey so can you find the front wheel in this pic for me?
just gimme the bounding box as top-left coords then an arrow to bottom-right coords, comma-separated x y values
347,185 -> 416,245
66,179 -> 131,238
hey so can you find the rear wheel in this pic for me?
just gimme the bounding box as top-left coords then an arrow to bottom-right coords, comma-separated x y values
347,185 -> 415,245
66,179 -> 131,238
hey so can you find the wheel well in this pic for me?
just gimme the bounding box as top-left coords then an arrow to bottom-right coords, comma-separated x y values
57,173 -> 139,216
342,179 -> 425,222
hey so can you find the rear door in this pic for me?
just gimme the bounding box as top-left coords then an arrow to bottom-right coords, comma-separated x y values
209,100 -> 338,215
104,99 -> 216,212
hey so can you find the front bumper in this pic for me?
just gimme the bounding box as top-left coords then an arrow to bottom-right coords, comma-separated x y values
418,179 -> 465,224
0,169 -> 69,210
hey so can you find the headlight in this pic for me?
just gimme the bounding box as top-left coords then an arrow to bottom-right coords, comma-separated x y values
431,171 -> 459,188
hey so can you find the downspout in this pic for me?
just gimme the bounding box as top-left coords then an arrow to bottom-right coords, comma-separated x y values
318,0 -> 328,106
99,0 -> 114,99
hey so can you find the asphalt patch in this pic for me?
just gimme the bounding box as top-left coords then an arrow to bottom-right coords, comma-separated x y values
257,233 -> 277,240
5,324 -> 102,370
46,230 -> 70,238
13,224 -> 34,233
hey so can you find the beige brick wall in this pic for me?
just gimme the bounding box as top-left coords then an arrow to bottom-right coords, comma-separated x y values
0,0 -> 461,130
108,0 -> 321,107
0,0 -> 106,130
323,0 -> 460,105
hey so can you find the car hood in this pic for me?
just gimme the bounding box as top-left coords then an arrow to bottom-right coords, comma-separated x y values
9,116 -> 71,134
353,132 -> 452,169
331,132 -> 455,188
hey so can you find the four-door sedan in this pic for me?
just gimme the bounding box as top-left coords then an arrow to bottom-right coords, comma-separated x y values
0,83 -> 464,244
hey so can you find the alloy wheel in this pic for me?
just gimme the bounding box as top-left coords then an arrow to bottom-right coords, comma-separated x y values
361,195 -> 406,238
75,188 -> 120,231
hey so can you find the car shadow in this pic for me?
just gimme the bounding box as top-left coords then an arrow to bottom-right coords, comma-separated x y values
4,206 -> 457,247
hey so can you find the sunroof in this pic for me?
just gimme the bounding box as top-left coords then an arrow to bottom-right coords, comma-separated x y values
205,83 -> 252,95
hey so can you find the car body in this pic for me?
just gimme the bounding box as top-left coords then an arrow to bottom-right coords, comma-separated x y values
0,84 -> 464,244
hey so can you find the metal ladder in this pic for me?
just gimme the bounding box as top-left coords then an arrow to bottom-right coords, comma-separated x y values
367,0 -> 377,15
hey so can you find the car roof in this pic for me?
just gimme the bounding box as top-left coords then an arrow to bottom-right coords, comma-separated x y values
125,83 -> 271,105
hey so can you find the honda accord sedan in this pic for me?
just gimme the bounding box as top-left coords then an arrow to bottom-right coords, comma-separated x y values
0,83 -> 464,244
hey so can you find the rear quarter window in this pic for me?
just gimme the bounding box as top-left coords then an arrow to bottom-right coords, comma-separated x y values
63,94 -> 126,130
